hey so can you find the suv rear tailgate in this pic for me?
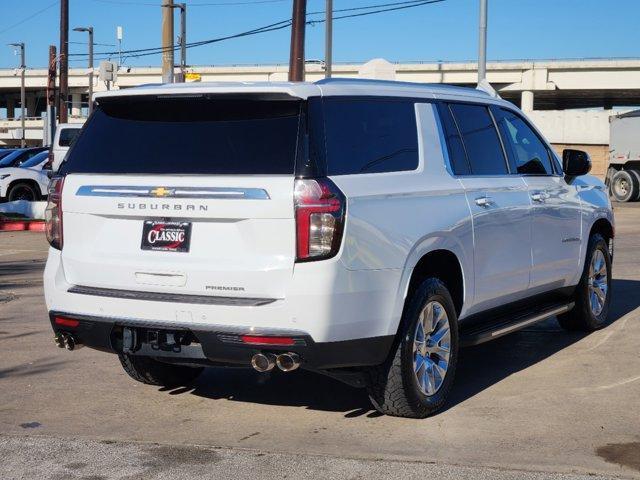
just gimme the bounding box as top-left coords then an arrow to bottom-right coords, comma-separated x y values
61,174 -> 295,300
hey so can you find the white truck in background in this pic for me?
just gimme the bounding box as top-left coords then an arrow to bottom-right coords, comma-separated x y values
49,123 -> 84,172
607,110 -> 640,202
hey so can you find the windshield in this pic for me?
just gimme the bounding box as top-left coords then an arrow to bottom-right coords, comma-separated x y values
61,95 -> 303,175
0,150 -> 24,168
0,150 -> 16,160
20,151 -> 49,168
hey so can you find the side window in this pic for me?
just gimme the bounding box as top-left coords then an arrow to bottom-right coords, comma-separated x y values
323,98 -> 419,175
58,128 -> 80,148
449,103 -> 508,175
436,103 -> 471,175
494,109 -> 554,175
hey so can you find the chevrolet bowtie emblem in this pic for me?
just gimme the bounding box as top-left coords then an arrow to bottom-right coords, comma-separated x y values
150,187 -> 174,197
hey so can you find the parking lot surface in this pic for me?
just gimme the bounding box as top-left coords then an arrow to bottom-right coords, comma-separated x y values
0,203 -> 639,480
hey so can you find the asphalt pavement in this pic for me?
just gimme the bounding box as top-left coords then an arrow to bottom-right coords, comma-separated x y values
0,202 -> 639,480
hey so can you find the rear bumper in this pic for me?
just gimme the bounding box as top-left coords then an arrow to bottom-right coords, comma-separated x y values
44,247 -> 403,344
48,311 -> 393,370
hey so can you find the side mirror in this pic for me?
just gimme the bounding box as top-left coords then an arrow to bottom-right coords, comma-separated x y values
562,149 -> 591,177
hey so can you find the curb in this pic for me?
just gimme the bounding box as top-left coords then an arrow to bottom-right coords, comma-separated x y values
0,220 -> 46,232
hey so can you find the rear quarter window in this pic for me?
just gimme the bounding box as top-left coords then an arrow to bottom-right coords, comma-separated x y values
323,98 -> 419,175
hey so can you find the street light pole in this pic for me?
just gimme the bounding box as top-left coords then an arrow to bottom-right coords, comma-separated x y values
325,0 -> 332,78
8,42 -> 26,148
478,0 -> 488,84
74,27 -> 94,115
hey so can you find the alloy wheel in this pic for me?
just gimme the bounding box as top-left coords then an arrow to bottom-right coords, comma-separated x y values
588,249 -> 608,316
413,301 -> 451,396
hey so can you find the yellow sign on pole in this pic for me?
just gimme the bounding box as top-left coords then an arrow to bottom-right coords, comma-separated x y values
185,72 -> 202,82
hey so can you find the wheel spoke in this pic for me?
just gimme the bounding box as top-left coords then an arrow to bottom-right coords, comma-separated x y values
427,362 -> 437,394
594,285 -> 606,304
414,353 -> 425,374
432,358 -> 447,380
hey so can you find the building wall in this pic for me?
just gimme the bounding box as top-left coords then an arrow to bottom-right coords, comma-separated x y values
528,110 -> 612,145
551,143 -> 609,179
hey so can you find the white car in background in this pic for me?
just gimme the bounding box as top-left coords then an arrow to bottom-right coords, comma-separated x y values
0,151 -> 50,202
50,123 -> 84,172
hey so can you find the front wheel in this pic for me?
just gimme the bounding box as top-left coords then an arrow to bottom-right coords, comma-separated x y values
118,354 -> 203,387
557,233 -> 612,331
367,278 -> 459,418
7,182 -> 38,202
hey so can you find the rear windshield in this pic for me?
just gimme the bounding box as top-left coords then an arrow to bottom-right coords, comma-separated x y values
60,95 -> 302,175
58,127 -> 82,147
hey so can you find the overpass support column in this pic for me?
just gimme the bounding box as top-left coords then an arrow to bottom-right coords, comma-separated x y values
521,90 -> 534,112
26,95 -> 37,118
6,98 -> 15,119
71,93 -> 82,117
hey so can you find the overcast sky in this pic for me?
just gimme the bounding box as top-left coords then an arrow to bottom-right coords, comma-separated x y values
1,0 -> 639,69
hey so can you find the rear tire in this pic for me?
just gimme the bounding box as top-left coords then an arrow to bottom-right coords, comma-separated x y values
118,354 -> 203,387
7,182 -> 38,202
610,170 -> 639,202
557,233 -> 612,332
367,278 -> 459,418
629,170 -> 640,201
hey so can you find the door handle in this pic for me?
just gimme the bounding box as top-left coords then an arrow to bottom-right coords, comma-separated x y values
475,195 -> 494,208
531,191 -> 548,203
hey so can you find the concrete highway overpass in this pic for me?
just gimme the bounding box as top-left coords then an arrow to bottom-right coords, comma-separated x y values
1,57 -> 639,176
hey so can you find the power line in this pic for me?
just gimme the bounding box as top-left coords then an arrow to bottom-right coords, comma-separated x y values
72,0 -> 445,61
90,0 -> 288,6
0,0 -> 59,36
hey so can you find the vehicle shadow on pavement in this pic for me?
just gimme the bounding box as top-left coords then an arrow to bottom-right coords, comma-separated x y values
445,278 -> 640,413
185,367 -> 376,416
166,279 -> 640,418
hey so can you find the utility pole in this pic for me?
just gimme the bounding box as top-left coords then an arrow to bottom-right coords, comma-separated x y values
46,45 -> 57,146
59,0 -> 69,123
178,3 -> 186,81
324,0 -> 332,78
288,0 -> 306,82
8,43 -> 26,148
73,26 -> 94,115
477,0 -> 488,84
161,0 -> 175,84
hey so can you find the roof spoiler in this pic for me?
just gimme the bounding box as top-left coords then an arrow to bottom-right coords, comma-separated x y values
476,79 -> 501,99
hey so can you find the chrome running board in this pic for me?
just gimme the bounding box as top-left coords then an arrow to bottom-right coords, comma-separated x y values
460,302 -> 574,347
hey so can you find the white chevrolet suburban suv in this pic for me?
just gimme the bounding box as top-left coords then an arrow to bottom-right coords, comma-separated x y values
43,79 -> 614,418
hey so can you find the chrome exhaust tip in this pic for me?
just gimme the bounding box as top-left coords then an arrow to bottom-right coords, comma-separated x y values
251,353 -> 276,372
62,333 -> 83,351
63,334 -> 76,351
276,352 -> 300,372
54,333 -> 65,349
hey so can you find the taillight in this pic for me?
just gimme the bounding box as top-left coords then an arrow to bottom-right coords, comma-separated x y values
45,176 -> 64,250
294,178 -> 345,262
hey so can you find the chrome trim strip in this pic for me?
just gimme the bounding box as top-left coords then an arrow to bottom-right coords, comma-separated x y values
68,285 -> 276,307
76,185 -> 270,200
